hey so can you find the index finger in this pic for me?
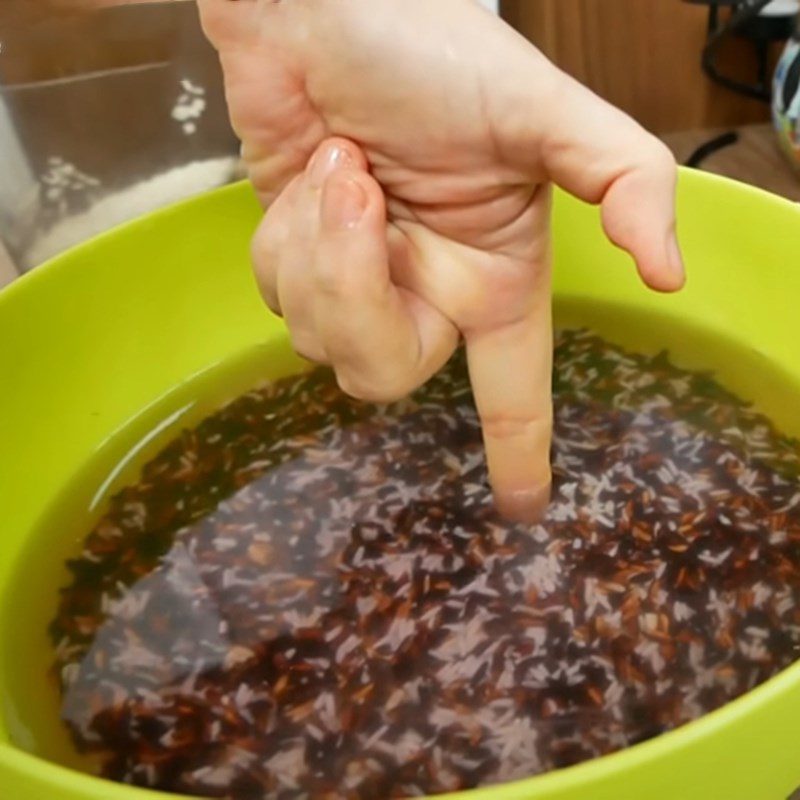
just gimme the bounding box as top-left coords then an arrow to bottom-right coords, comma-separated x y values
465,282 -> 553,524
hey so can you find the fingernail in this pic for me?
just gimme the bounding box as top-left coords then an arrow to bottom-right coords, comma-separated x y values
322,174 -> 368,230
308,144 -> 353,189
496,483 -> 551,525
666,233 -> 686,286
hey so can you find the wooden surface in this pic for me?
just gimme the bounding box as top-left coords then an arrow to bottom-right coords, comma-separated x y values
501,0 -> 774,134
663,123 -> 800,201
0,1 -> 237,268
0,3 -> 234,162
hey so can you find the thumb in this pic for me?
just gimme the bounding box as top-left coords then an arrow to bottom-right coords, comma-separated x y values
537,73 -> 685,293
313,167 -> 458,403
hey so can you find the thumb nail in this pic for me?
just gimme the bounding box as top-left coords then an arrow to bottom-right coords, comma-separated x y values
322,174 -> 368,231
308,143 -> 353,189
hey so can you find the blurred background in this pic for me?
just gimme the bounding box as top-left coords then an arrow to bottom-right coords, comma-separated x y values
1,0 -> 799,284
504,0 -> 792,133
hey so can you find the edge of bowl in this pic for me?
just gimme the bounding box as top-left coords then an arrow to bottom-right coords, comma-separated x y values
2,169 -> 800,799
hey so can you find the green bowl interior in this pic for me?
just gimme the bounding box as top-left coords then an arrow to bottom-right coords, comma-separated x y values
2,172 -> 800,800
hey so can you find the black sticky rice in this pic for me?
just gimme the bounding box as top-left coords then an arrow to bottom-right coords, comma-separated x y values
50,330 -> 800,799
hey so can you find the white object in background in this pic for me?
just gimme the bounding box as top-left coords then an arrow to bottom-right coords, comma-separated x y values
761,0 -> 800,16
0,96 -> 37,264
26,156 -> 242,267
478,0 -> 499,13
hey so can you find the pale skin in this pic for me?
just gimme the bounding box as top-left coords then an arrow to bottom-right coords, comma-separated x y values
24,0 -> 686,521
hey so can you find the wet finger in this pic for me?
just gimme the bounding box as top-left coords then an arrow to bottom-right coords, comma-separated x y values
465,282 -> 553,524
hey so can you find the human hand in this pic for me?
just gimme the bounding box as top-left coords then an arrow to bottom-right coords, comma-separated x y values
198,0 -> 685,521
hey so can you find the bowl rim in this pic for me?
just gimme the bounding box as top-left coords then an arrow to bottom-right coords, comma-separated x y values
2,169 -> 800,799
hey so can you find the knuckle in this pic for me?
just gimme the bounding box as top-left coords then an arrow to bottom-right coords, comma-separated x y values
251,213 -> 288,311
314,259 -> 347,297
260,289 -> 282,317
252,262 -> 280,315
290,333 -> 326,364
481,413 -> 553,442
642,138 -> 677,178
251,223 -> 283,274
335,370 -> 412,404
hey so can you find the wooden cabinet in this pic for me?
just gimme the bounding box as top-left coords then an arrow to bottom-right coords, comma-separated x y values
500,0 -> 774,133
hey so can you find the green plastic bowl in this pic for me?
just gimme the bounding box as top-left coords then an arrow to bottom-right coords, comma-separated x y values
2,171 -> 800,800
